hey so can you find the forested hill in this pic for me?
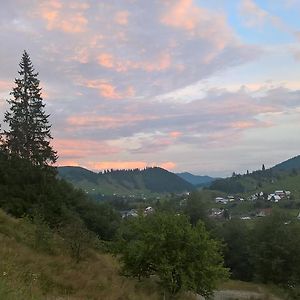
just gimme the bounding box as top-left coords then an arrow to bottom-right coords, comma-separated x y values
176,172 -> 215,186
58,166 -> 195,195
209,155 -> 300,195
272,155 -> 300,171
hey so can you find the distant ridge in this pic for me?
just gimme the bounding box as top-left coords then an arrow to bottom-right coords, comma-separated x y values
176,172 -> 215,186
209,154 -> 300,194
271,155 -> 300,171
58,166 -> 194,195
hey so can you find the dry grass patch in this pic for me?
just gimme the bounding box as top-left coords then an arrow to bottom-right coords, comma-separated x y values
0,210 -> 196,299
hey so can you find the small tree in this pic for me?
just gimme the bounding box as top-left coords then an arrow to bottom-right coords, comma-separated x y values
61,220 -> 92,263
116,213 -> 228,297
3,51 -> 57,167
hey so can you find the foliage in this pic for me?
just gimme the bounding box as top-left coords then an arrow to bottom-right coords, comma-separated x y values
216,219 -> 254,281
115,213 -> 228,297
0,209 -> 171,300
0,152 -> 120,241
183,191 -> 209,226
3,51 -> 57,167
252,211 -> 300,288
210,177 -> 246,193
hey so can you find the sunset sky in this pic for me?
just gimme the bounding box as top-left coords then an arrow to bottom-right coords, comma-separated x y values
1,0 -> 300,176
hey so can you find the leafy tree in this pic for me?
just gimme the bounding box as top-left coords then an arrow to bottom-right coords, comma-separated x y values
183,191 -> 209,226
252,211 -> 300,288
217,219 -> 254,281
3,51 -> 57,167
116,213 -> 228,297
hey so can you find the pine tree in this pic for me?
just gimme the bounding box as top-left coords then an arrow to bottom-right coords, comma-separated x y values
3,51 -> 57,166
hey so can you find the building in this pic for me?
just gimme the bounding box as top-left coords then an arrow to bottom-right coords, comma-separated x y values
215,197 -> 228,204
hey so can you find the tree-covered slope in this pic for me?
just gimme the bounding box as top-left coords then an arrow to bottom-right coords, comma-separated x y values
209,155 -> 300,196
58,166 -> 194,194
272,155 -> 300,171
176,172 -> 215,186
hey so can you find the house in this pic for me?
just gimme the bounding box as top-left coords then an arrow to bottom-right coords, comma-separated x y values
227,195 -> 235,202
215,197 -> 228,204
144,206 -> 154,214
249,194 -> 258,201
121,209 -> 138,219
210,208 -> 224,218
275,190 -> 285,198
268,194 -> 281,202
240,216 -> 251,220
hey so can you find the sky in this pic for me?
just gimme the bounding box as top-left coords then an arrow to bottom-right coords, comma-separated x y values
0,0 -> 300,177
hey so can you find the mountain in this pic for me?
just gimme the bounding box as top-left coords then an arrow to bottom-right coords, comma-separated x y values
272,155 -> 300,171
58,166 -> 194,195
176,172 -> 215,187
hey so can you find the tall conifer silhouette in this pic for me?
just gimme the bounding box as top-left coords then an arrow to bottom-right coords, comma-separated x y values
3,51 -> 57,166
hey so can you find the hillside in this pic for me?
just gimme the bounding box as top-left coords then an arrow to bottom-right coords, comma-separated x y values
272,155 -> 300,171
209,155 -> 300,197
176,172 -> 215,186
58,166 -> 194,195
0,209 -> 192,300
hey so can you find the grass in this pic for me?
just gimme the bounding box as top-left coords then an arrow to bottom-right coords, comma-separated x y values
0,209 -> 196,300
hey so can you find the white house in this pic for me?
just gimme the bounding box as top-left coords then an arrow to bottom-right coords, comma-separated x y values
215,197 -> 228,204
144,206 -> 154,214
268,194 -> 281,202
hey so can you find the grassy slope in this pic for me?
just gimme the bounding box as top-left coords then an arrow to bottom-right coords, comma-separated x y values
0,209 -> 194,300
0,209 -> 288,300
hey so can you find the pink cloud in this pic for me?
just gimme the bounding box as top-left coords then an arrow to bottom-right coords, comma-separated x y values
66,114 -> 158,129
84,80 -> 135,99
38,0 -> 88,33
114,11 -> 129,25
239,0 -> 287,30
0,80 -> 12,92
161,0 -> 235,63
53,139 -> 121,160
160,161 -> 176,170
240,0 -> 268,27
97,52 -> 171,73
230,121 -> 258,129
56,160 -> 80,167
169,131 -> 182,138
161,0 -> 199,31
98,53 -> 114,68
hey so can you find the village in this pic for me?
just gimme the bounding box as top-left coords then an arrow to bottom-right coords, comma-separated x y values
211,189 -> 300,220
215,189 -> 291,204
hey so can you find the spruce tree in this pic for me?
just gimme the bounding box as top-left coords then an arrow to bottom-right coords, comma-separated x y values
3,51 -> 57,167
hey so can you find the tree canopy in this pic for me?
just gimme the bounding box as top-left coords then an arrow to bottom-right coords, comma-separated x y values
116,213 -> 228,297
